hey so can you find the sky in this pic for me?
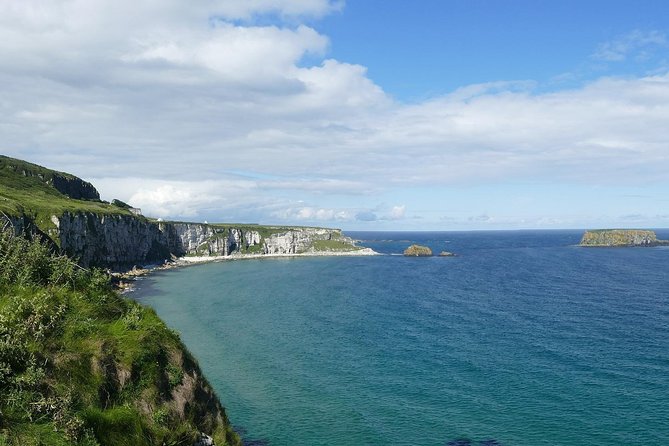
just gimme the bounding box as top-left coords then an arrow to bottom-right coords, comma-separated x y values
1,0 -> 669,230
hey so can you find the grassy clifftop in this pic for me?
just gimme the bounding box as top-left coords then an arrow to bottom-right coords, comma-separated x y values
0,156 -> 132,232
0,230 -> 241,446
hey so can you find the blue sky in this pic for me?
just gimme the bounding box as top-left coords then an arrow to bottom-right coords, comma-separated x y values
1,0 -> 668,230
319,0 -> 669,99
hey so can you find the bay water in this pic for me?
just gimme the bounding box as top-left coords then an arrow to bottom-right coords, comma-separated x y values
133,230 -> 669,445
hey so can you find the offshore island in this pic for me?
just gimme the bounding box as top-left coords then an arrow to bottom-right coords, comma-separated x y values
579,229 -> 669,247
0,155 -> 370,446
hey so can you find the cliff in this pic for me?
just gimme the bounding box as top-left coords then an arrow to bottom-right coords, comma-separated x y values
0,155 -> 363,268
579,229 -> 668,247
51,213 -> 357,268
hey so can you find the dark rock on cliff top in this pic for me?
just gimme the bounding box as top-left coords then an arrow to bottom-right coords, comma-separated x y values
0,154 -> 100,200
50,172 -> 100,200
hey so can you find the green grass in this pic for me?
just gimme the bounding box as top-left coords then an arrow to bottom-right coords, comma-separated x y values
0,156 -> 131,233
0,230 -> 241,446
306,239 -> 362,252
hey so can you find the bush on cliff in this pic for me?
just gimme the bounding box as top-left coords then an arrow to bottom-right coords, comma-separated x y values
0,229 -> 240,446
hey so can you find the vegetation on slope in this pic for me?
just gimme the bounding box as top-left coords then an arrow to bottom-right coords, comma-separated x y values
305,239 -> 363,253
0,156 -> 131,233
0,229 -> 240,446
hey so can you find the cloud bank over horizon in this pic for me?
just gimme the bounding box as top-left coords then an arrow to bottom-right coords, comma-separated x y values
1,1 -> 668,229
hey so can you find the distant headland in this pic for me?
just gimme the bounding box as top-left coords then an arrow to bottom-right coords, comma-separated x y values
0,155 -> 374,270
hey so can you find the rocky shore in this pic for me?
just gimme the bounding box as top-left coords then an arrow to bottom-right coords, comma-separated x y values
114,246 -> 379,292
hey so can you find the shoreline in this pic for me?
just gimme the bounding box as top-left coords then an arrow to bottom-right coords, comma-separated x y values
177,247 -> 379,264
114,247 -> 379,292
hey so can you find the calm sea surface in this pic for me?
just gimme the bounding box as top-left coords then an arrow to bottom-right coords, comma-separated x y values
133,230 -> 669,445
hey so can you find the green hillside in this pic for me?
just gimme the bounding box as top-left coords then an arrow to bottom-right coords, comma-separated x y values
0,156 -> 131,232
0,229 -> 241,445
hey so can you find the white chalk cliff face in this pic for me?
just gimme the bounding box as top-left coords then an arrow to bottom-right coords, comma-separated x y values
263,228 -> 336,254
51,212 -> 354,268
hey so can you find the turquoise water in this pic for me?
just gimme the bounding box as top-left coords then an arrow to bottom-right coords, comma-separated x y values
133,230 -> 669,445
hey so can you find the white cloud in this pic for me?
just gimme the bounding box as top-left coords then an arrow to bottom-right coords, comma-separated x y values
274,206 -> 352,221
389,205 -> 406,220
592,30 -> 667,62
93,177 -> 259,219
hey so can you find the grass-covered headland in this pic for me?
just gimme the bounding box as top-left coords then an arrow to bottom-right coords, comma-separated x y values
0,229 -> 240,446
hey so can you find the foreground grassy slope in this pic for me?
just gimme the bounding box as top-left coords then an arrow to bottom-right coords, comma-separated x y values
0,230 -> 241,446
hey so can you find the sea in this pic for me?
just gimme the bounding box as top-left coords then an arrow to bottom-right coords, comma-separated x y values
132,230 -> 669,446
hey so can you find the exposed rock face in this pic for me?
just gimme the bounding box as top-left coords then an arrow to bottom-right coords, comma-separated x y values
49,174 -> 100,200
57,212 -> 181,267
50,213 -> 355,268
579,229 -> 667,247
263,228 -> 336,254
167,223 -> 218,254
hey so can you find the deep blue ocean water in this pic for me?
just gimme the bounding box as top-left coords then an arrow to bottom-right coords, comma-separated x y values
133,230 -> 669,445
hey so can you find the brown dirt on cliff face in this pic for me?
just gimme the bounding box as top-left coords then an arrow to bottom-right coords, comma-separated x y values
168,349 -> 227,434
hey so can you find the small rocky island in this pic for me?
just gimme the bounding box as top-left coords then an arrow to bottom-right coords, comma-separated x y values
579,229 -> 669,247
439,251 -> 456,257
403,244 -> 433,256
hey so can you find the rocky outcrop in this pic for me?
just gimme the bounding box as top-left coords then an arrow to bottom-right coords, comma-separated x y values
50,174 -> 100,200
579,229 -> 668,247
0,155 -> 100,200
403,244 -> 432,256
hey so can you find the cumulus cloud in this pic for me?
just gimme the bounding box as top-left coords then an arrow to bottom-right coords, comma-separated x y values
91,177 -> 261,219
389,205 -> 406,220
2,1 -> 669,226
273,206 -> 352,222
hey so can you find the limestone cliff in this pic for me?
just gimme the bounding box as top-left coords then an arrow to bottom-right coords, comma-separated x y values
579,229 -> 668,247
47,212 -> 357,268
54,212 -> 180,267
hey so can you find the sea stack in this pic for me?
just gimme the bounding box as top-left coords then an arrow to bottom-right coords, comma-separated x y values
403,244 -> 432,256
579,229 -> 668,247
